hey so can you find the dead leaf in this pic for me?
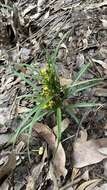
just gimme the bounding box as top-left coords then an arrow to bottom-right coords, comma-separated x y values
0,181 -> 9,190
54,118 -> 70,134
95,88 -> 107,97
33,123 -> 67,180
76,179 -> 101,190
0,107 -> 10,125
74,136 -> 107,168
103,160 -> 107,177
15,141 -> 25,154
0,152 -> 16,185
92,58 -> 107,74
93,184 -> 107,190
98,147 -> 107,155
16,106 -> 30,114
0,134 -> 12,147
48,163 -> 59,190
52,143 -> 67,179
101,19 -> 107,29
60,77 -> 72,86
26,176 -> 35,190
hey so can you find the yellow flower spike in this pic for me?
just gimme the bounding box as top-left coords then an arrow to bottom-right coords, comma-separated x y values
40,68 -> 47,76
43,86 -> 48,91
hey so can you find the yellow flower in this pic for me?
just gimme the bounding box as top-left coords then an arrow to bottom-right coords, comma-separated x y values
40,68 -> 47,76
43,100 -> 54,109
43,86 -> 48,91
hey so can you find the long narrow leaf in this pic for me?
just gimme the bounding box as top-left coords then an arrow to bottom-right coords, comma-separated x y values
74,63 -> 90,82
66,102 -> 102,109
65,108 -> 79,124
56,107 -> 62,143
67,78 -> 103,96
14,71 -> 36,89
71,78 -> 103,88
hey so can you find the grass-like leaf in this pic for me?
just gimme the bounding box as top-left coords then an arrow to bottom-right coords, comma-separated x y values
66,102 -> 102,109
56,107 -> 62,143
74,63 -> 90,82
64,108 -> 80,124
67,78 -> 103,97
14,71 -> 36,89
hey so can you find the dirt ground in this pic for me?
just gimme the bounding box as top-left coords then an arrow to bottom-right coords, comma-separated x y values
0,0 -> 107,189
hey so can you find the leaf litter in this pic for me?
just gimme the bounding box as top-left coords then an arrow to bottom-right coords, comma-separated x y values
0,0 -> 107,189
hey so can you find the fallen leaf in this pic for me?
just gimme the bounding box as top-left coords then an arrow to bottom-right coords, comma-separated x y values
0,152 -> 16,185
103,160 -> 107,177
0,181 -> 9,190
101,19 -> 107,29
93,183 -> 107,190
95,88 -> 107,97
74,135 -> 107,168
0,107 -> 10,125
0,134 -> 12,147
59,77 -> 72,86
26,176 -> 35,190
16,106 -> 30,114
92,58 -> 107,74
98,147 -> 107,155
53,118 -> 70,134
76,179 -> 101,190
33,123 -> 67,180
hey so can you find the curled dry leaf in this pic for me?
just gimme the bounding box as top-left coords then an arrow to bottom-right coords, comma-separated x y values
92,58 -> 107,74
33,122 -> 67,179
74,136 -> 107,168
76,179 -> 101,190
0,152 -> 16,185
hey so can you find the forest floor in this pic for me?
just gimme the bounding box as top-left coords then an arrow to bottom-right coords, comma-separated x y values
0,0 -> 107,189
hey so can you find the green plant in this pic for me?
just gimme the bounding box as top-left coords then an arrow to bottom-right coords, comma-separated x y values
13,52 -> 103,144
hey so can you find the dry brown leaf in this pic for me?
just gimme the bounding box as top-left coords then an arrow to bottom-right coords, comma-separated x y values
48,163 -> 59,190
76,179 -> 101,190
53,118 -> 70,134
15,141 -> 25,154
59,77 -> 72,86
74,136 -> 107,168
0,181 -> 9,190
103,160 -> 107,177
26,176 -> 35,190
0,134 -> 11,147
0,107 -> 11,125
33,123 -> 67,179
86,1 -> 107,9
98,147 -> 107,155
101,19 -> 107,29
93,183 -> 107,190
92,58 -> 107,74
95,88 -> 107,97
0,152 -> 16,185
16,106 -> 30,114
